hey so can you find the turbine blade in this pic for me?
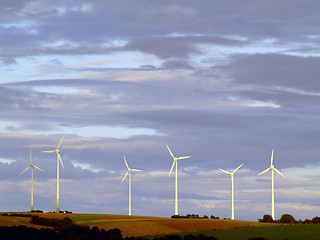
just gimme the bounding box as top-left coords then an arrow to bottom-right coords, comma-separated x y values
132,169 -> 143,172
57,135 -> 65,149
30,148 -> 32,164
19,166 -> 30,175
123,156 -> 129,169
177,156 -> 191,160
270,149 -> 274,166
169,161 -> 175,176
166,145 -> 175,158
57,153 -> 64,168
121,171 -> 129,183
232,164 -> 243,174
43,150 -> 55,153
33,165 -> 45,172
274,167 -> 284,177
258,167 -> 270,176
219,168 -> 231,175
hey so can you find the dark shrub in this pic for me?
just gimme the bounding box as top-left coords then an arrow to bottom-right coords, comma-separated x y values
164,235 -> 182,240
106,228 -> 123,240
311,216 -> 320,224
304,219 -> 312,224
259,214 -> 273,223
279,214 -> 296,223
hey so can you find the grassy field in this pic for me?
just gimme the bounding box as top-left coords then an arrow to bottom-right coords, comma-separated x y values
70,214 -> 269,237
173,224 -> 320,240
1,212 -> 320,239
0,212 -> 267,237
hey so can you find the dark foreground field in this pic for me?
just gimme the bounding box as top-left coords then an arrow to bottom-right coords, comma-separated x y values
1,212 -> 320,240
0,212 -> 266,237
176,224 -> 320,240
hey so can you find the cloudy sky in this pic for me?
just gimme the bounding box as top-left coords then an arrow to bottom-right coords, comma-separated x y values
1,0 -> 320,221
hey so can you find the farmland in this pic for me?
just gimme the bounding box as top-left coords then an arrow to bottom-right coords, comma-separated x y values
0,212 -> 320,239
176,224 -> 320,240
0,212 -> 267,237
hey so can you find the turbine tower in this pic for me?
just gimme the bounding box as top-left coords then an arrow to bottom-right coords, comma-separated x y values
219,164 -> 243,220
20,149 -> 44,211
43,135 -> 65,213
167,145 -> 190,216
121,156 -> 143,216
258,149 -> 284,220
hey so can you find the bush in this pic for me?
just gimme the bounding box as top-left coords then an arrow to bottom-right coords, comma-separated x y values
279,214 -> 296,223
259,214 -> 273,223
31,210 -> 43,213
304,219 -> 312,224
311,216 -> 320,224
30,216 -> 74,231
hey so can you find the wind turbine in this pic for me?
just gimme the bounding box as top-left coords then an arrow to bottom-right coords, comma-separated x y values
219,164 -> 243,220
167,145 -> 190,216
121,156 -> 143,216
43,135 -> 65,213
20,149 -> 44,211
258,149 -> 284,220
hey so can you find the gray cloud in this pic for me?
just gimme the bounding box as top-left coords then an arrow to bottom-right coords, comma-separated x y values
124,36 -> 248,59
231,54 -> 320,91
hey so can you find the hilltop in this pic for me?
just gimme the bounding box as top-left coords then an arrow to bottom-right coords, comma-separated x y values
0,212 -> 268,237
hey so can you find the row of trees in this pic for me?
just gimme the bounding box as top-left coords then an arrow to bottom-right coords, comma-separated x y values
0,215 -> 221,240
171,214 -> 225,220
0,225 -> 122,240
0,215 -> 123,240
171,213 -> 320,224
259,214 -> 320,224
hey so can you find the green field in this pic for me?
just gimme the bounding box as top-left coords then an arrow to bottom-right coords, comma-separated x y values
170,225 -> 320,240
1,212 -> 320,239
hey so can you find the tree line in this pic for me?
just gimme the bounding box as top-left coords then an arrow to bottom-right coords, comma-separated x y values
0,215 -> 122,240
171,214 -> 222,220
259,214 -> 320,224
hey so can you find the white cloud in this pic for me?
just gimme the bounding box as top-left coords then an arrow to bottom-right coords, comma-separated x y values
198,203 -> 216,210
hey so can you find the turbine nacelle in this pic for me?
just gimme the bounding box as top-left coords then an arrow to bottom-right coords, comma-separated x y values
219,164 -> 243,177
43,135 -> 65,168
121,156 -> 143,183
20,149 -> 44,175
258,149 -> 284,177
167,145 -> 190,177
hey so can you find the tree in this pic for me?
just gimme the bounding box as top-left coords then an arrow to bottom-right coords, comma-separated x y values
259,214 -> 273,223
279,214 -> 296,223
311,216 -> 320,224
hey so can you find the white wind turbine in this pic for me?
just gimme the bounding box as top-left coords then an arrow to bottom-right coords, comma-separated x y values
43,135 -> 65,213
258,149 -> 284,220
121,156 -> 143,216
219,164 -> 243,220
20,149 -> 44,211
167,145 -> 190,216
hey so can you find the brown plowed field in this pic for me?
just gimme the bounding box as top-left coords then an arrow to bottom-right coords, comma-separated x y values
0,212 -> 268,237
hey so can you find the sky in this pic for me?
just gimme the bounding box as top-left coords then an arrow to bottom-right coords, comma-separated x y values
1,0 -> 320,221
